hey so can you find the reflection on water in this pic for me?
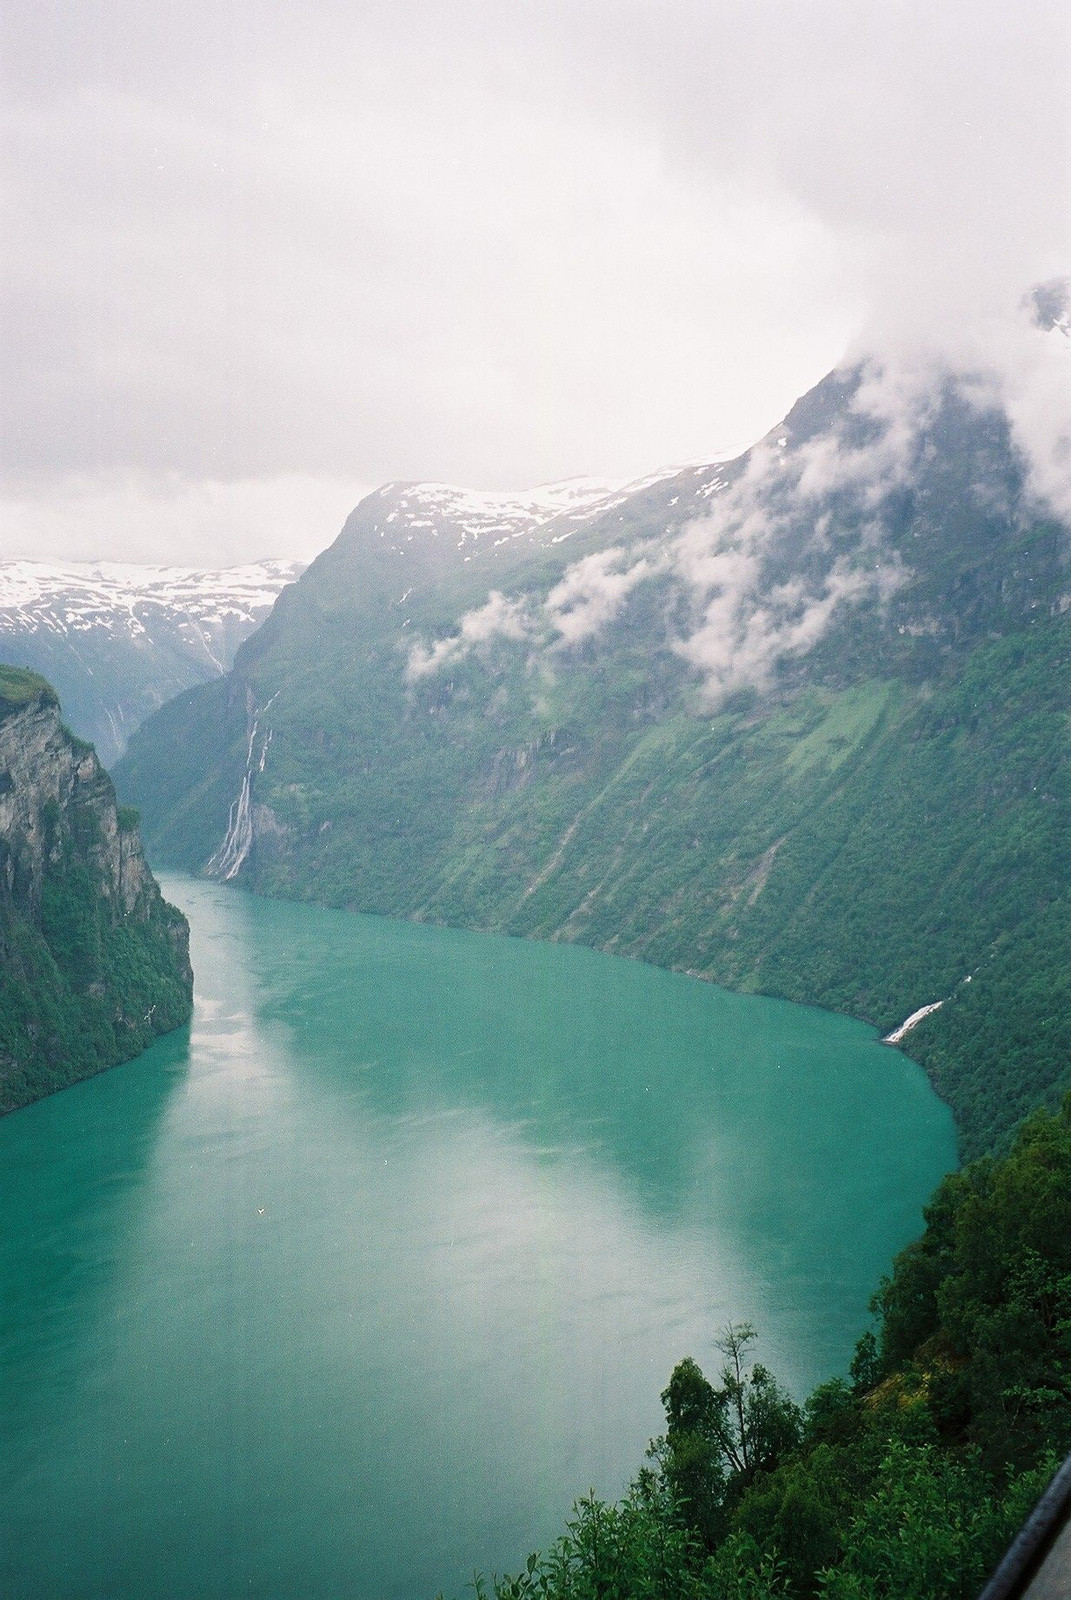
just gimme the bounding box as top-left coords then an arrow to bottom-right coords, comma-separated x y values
0,879 -> 956,1600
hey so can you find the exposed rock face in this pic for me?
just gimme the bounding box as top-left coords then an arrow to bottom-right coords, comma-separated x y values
0,667 -> 193,1112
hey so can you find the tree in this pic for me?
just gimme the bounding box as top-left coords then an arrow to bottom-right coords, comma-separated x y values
655,1355 -> 728,1548
709,1324 -> 803,1491
652,1327 -> 803,1554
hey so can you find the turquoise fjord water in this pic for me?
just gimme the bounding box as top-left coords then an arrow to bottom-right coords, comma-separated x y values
0,878 -> 956,1600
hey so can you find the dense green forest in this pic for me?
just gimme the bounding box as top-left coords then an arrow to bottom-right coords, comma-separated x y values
446,1095 -> 1071,1598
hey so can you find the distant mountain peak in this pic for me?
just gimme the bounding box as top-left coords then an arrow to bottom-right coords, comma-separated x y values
0,557 -> 304,618
358,464 -> 731,561
0,557 -> 305,764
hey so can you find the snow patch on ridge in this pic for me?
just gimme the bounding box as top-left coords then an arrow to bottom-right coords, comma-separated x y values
369,464 -> 718,554
0,559 -> 304,636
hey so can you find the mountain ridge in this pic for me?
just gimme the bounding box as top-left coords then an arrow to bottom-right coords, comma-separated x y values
116,354 -> 1071,1157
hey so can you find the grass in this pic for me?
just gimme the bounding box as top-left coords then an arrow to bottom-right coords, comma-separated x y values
0,665 -> 58,716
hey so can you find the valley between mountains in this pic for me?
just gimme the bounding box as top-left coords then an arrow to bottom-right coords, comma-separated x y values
114,354 -> 1071,1161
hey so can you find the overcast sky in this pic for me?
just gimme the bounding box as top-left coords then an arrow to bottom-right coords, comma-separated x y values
2,1 -> 1068,565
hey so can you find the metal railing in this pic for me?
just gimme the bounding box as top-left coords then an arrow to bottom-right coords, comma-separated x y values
978,1452 -> 1071,1599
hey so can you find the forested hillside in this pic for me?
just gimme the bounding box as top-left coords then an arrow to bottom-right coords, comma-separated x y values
116,359 -> 1070,1157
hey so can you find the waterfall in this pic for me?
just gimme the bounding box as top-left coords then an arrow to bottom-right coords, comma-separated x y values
206,692 -> 279,881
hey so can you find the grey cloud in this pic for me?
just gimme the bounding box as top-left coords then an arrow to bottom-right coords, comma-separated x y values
1,1 -> 1067,563
405,589 -> 534,681
1,10 -> 850,490
669,295 -> 1071,703
0,472 -> 365,566
674,548 -> 904,702
404,544 -> 658,681
668,388 -> 921,698
545,549 -> 655,645
956,318 -> 1071,527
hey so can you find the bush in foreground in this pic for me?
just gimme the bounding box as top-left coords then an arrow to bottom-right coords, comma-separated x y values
445,1096 -> 1071,1598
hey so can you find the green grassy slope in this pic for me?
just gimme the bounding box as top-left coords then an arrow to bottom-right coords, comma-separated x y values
0,664 -> 58,712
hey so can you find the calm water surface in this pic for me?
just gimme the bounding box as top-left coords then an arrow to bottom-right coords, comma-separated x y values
0,878 -> 956,1599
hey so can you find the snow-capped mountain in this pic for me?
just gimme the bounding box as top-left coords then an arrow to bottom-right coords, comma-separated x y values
355,464 -> 733,568
0,559 -> 304,765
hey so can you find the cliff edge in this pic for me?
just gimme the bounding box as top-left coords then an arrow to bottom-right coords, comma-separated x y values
0,665 -> 193,1112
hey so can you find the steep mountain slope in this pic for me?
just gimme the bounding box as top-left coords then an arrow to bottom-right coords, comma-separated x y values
116,357 -> 1070,1157
0,559 -> 303,765
0,667 -> 193,1112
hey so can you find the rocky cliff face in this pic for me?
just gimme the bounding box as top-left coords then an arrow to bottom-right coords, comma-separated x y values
0,666 -> 193,1112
